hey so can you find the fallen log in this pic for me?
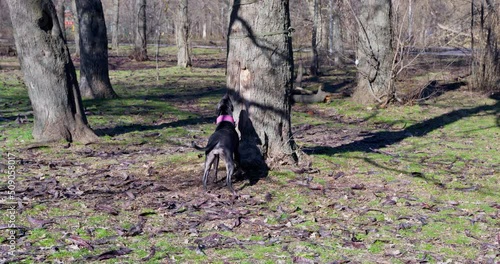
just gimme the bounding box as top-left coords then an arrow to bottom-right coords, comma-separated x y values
293,84 -> 331,104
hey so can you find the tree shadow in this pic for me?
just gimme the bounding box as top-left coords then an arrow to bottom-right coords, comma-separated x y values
94,116 -> 215,137
354,156 -> 448,189
235,109 -> 269,187
0,94 -> 34,125
418,80 -> 467,99
322,79 -> 355,94
304,98 -> 499,162
301,95 -> 499,194
227,1 -> 293,70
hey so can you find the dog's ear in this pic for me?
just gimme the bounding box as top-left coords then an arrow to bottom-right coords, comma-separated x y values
224,93 -> 234,111
216,100 -> 223,115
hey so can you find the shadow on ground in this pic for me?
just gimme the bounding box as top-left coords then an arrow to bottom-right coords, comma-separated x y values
304,99 -> 499,156
94,116 -> 215,137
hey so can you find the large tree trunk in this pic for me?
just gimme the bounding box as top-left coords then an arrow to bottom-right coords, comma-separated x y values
131,0 -> 148,61
227,0 -> 298,167
176,0 -> 191,67
111,0 -> 120,50
71,0 -> 80,57
76,0 -> 118,99
7,0 -> 97,143
352,0 -> 395,105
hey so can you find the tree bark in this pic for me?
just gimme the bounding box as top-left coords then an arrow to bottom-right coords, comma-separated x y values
309,0 -> 320,76
155,1 -> 166,82
329,0 -> 343,65
176,0 -> 191,67
131,0 -> 148,61
71,0 -> 80,57
111,0 -> 120,49
470,0 -> 499,92
56,0 -> 65,40
202,22 -> 207,39
221,6 -> 226,36
352,0 -> 395,105
76,0 -> 118,99
319,1 -> 329,63
227,0 -> 298,167
408,0 -> 413,40
7,0 -> 97,143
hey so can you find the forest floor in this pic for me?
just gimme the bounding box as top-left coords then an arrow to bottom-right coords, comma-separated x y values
0,47 -> 499,263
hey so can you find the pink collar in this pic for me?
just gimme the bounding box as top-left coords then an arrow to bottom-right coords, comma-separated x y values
216,115 -> 234,125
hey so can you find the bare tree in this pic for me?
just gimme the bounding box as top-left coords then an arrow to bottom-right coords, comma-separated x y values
76,0 -> 118,99
176,0 -> 191,67
0,1 -> 14,44
351,0 -> 395,105
111,0 -> 120,49
470,0 -> 500,92
329,0 -> 343,65
6,0 -> 97,143
154,0 -> 168,81
227,0 -> 298,167
309,0 -> 320,75
131,0 -> 148,61
319,3 -> 329,59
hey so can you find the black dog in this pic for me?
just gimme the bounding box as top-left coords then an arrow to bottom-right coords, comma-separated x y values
192,94 -> 240,193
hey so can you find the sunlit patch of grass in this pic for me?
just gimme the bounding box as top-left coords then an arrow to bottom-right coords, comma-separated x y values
125,235 -> 157,260
328,99 -> 365,117
243,244 -> 284,260
269,170 -> 296,181
293,111 -> 328,126
271,189 -> 310,212
0,124 -> 33,147
368,240 -> 385,254
174,247 -> 208,263
28,228 -> 57,247
48,248 -> 92,263
90,228 -> 114,239
160,152 -> 199,165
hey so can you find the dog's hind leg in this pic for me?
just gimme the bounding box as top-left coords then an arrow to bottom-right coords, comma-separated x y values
223,150 -> 236,194
213,154 -> 219,183
203,152 -> 216,191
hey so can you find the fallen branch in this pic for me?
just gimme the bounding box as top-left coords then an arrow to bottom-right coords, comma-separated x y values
293,84 -> 331,104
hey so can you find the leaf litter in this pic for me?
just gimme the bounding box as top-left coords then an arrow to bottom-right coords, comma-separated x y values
1,66 -> 499,263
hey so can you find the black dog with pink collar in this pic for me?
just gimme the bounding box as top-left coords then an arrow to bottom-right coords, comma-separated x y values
192,94 -> 241,193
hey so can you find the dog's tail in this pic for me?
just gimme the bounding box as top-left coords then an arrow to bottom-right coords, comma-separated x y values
192,141 -> 219,155
191,141 -> 206,151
